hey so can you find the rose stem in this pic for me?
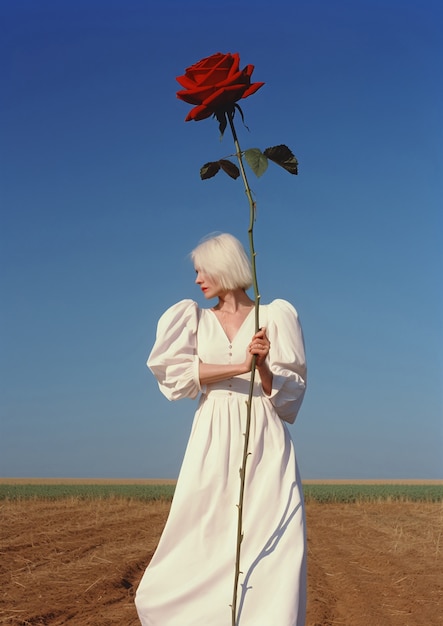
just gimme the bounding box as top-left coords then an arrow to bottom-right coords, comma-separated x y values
227,109 -> 260,626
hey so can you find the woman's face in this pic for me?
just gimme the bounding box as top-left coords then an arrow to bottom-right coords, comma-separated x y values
195,269 -> 222,299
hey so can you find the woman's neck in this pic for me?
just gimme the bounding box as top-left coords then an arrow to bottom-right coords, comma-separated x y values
213,289 -> 254,313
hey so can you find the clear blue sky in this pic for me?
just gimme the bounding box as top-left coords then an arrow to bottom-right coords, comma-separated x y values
1,0 -> 442,479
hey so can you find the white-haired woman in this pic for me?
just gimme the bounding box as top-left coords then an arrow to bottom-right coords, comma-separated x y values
135,233 -> 307,626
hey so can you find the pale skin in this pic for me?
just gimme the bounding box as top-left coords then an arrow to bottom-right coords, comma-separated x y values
195,269 -> 273,395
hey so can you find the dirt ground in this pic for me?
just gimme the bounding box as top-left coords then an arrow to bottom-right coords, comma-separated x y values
1,499 -> 442,626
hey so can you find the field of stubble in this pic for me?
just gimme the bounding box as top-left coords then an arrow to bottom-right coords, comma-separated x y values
1,483 -> 442,626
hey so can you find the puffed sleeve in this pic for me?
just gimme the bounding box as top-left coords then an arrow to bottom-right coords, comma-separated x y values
147,299 -> 201,401
265,299 -> 307,424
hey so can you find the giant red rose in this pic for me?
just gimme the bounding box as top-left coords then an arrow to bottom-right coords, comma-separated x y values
176,52 -> 264,122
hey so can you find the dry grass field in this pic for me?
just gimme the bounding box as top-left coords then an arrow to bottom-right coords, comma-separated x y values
1,481 -> 442,625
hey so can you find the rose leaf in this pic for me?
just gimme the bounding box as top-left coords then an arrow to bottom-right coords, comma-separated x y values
263,145 -> 298,175
244,148 -> 268,178
200,161 -> 221,180
219,159 -> 240,180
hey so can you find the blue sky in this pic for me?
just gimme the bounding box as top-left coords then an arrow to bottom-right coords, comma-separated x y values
1,0 -> 442,479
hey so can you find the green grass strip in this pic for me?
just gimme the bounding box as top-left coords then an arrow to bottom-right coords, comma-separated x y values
303,483 -> 443,503
1,483 -> 442,502
0,483 -> 176,501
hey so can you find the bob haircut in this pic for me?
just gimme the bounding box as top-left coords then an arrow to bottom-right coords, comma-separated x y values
191,233 -> 253,291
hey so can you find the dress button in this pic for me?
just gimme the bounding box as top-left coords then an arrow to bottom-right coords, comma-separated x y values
229,344 -> 232,349
229,352 -> 232,356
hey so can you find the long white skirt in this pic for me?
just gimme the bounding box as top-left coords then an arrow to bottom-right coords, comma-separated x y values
135,384 -> 307,626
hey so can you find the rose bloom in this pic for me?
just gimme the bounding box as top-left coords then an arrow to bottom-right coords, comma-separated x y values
176,52 -> 264,122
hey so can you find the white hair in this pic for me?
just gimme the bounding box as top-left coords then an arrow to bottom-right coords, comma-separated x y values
191,233 -> 253,291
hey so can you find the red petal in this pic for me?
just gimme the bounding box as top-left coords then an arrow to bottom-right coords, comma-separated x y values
184,53 -> 239,87
242,63 -> 255,78
216,69 -> 248,89
177,81 -> 231,105
176,89 -> 203,105
202,84 -> 248,108
241,82 -> 265,99
176,74 -> 197,89
188,59 -> 233,86
185,104 -> 214,122
225,53 -> 240,77
192,52 -> 226,70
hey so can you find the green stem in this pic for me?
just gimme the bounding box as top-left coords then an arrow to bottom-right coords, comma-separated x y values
227,110 -> 260,626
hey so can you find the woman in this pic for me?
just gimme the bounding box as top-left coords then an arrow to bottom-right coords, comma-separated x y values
135,233 -> 307,626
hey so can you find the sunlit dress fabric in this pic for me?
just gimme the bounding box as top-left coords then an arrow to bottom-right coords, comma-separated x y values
135,299 -> 307,626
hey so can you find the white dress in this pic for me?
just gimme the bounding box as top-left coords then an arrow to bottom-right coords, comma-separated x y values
135,299 -> 307,626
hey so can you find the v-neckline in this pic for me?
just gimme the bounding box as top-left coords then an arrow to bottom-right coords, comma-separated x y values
207,306 -> 255,343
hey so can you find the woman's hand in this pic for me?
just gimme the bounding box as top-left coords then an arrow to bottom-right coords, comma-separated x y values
247,327 -> 273,395
199,328 -> 272,390
248,327 -> 271,368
